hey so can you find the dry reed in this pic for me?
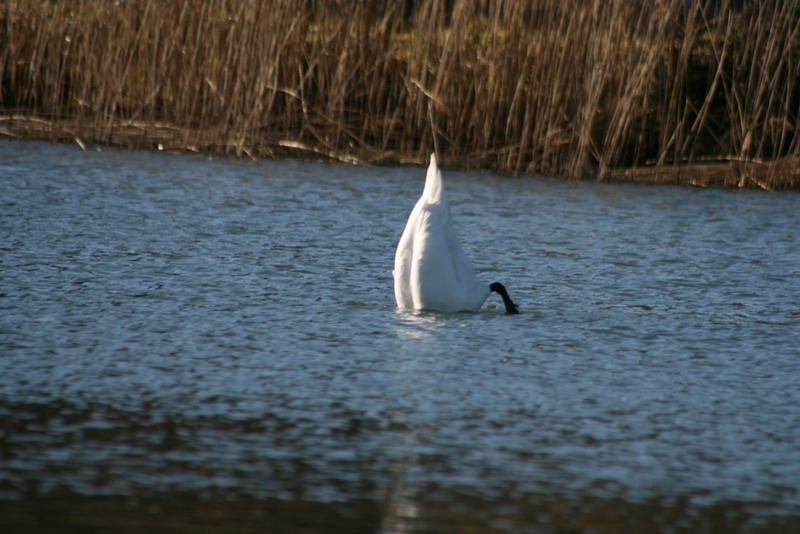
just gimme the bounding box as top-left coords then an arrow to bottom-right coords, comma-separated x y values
1,0 -> 798,189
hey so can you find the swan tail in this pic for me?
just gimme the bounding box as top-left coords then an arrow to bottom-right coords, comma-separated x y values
422,153 -> 444,204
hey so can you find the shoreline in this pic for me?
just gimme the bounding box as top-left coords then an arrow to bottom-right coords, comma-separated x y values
4,1 -> 799,189
2,114 -> 797,191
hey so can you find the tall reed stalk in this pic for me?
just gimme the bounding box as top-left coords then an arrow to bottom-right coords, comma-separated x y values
1,0 -> 798,188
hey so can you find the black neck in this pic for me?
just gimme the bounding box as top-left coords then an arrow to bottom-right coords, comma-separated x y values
490,282 -> 520,314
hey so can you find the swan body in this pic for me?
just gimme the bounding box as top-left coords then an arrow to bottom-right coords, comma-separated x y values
393,154 -> 519,314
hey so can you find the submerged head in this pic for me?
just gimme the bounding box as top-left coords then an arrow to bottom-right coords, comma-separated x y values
490,282 -> 520,314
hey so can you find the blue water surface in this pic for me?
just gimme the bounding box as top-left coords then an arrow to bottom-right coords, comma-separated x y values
1,139 -> 799,532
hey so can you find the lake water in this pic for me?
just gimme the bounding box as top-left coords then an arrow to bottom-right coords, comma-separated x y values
1,139 -> 799,533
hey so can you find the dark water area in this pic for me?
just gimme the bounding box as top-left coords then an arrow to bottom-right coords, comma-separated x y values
1,139 -> 799,533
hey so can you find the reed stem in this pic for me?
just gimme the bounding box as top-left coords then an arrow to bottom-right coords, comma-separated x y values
1,0 -> 798,189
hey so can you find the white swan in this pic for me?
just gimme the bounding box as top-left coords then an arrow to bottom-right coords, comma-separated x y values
393,154 -> 519,314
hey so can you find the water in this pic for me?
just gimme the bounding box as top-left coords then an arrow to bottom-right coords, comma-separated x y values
1,139 -> 799,533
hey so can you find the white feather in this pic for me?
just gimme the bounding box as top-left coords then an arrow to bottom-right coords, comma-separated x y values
393,154 -> 491,312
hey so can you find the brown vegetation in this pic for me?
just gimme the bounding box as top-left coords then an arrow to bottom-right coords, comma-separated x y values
1,0 -> 799,189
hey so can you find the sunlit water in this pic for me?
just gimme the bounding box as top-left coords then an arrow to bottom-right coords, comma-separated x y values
1,139 -> 799,532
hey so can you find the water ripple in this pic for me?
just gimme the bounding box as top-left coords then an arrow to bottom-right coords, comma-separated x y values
2,140 -> 800,530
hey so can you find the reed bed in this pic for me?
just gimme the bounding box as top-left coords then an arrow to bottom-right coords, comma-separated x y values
1,0 -> 799,189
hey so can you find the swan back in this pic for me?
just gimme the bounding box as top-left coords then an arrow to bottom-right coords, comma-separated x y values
393,154 -> 490,312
